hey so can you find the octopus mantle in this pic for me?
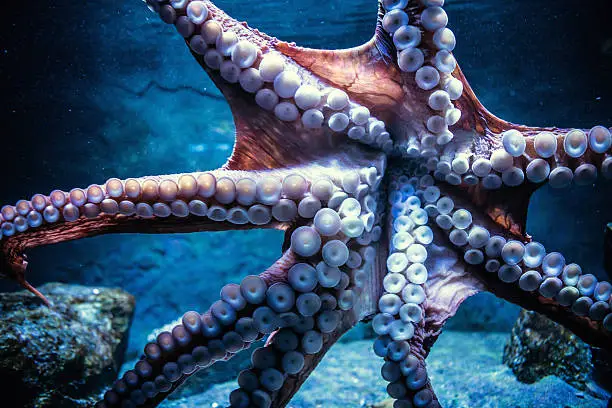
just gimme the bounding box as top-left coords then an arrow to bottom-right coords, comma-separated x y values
1,0 -> 611,407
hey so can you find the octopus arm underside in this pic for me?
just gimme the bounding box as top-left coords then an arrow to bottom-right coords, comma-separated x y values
1,0 -> 611,407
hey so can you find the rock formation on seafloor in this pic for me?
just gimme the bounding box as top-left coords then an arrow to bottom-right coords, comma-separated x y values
0,283 -> 134,407
504,309 -> 611,399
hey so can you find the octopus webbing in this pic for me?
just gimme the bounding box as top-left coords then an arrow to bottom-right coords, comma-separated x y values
1,0 -> 611,407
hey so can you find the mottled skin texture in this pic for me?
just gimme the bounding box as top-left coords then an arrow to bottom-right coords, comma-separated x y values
0,1 -> 610,407
503,310 -> 593,392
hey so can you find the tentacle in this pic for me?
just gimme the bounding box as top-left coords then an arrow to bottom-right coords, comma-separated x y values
143,0 -> 396,171
357,0 -> 612,205
95,170 -> 387,407
0,168 -> 288,294
430,121 -> 612,197
433,183 -> 612,351
216,199 -> 388,408
225,192 -> 389,407
374,327 -> 441,408
377,155 -> 611,408
227,295 -> 358,408
0,157 -> 386,299
409,12 -> 612,196
371,168 -> 484,408
95,250 -> 296,408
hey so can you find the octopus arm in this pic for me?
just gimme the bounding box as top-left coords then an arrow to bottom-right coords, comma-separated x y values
437,184 -> 612,351
0,164 -> 384,302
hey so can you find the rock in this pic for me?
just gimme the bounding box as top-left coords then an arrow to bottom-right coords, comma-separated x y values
503,309 -> 610,399
0,283 -> 135,407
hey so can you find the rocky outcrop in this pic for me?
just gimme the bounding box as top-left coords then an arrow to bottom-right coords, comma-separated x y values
504,309 -> 610,399
0,283 -> 135,407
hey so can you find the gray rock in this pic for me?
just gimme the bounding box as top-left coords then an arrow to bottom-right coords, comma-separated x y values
0,283 -> 135,407
504,309 -> 610,399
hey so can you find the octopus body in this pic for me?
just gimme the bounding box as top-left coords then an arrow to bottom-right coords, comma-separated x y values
1,0 -> 611,407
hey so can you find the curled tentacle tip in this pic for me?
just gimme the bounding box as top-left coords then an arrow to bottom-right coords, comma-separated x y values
19,276 -> 52,307
0,254 -> 50,307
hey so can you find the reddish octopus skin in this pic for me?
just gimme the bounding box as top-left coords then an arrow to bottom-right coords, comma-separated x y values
0,1 -> 611,407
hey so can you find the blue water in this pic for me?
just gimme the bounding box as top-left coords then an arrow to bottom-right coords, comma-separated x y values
1,1 -> 611,404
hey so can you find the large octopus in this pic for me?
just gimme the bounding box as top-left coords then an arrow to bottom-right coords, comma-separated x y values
1,0 -> 611,407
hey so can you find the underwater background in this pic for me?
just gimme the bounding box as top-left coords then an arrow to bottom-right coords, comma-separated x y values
1,0 -> 612,407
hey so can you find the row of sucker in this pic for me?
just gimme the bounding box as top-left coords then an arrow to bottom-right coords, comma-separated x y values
99,275 -> 276,407
142,0 -> 393,152
373,166 -> 440,408
434,126 -> 612,190
381,0 -> 464,165
224,169 -> 387,407
95,162 -> 387,407
0,168 -> 382,239
380,1 -> 611,191
430,195 -> 612,332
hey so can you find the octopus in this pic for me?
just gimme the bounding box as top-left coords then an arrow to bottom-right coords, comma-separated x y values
0,0 -> 611,407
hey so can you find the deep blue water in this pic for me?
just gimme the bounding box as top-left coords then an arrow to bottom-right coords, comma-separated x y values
1,0 -> 611,363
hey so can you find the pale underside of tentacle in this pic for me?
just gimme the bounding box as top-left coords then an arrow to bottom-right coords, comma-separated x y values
372,159 -> 612,406
94,166 -> 387,407
0,152 -> 385,294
